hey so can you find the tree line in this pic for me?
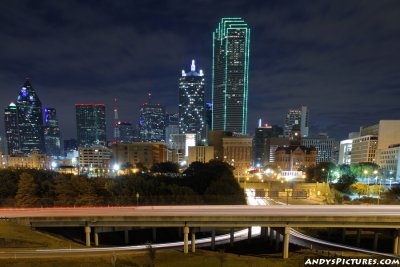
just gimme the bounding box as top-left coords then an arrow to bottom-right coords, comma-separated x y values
0,160 -> 246,207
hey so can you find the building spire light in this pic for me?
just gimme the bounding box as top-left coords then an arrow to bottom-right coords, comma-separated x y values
191,59 -> 196,72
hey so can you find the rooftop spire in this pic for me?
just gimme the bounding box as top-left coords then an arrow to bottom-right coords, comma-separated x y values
191,59 -> 196,72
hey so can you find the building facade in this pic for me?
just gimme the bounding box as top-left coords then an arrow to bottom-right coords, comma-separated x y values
138,94 -> 165,142
188,146 -> 214,165
377,144 -> 400,180
112,142 -> 167,169
7,151 -> 50,169
338,139 -> 353,165
222,136 -> 252,177
165,113 -> 179,149
350,135 -> 378,163
179,60 -> 206,143
302,134 -> 338,164
78,146 -> 112,176
212,18 -> 250,135
75,104 -> 106,148
4,102 -> 19,155
43,107 -> 61,157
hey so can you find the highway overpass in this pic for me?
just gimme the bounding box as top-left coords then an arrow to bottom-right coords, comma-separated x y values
2,205 -> 400,258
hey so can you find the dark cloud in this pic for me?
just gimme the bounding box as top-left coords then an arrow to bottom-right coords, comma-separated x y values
0,0 -> 399,141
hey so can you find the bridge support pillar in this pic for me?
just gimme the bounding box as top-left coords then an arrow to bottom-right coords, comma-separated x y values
94,228 -> 99,247
373,232 -> 379,251
85,225 -> 91,247
211,229 -> 216,250
183,226 -> 189,254
393,229 -> 400,255
191,230 -> 196,253
124,230 -> 129,244
152,228 -> 157,242
356,229 -> 361,247
230,228 -> 234,247
283,226 -> 290,259
247,227 -> 252,244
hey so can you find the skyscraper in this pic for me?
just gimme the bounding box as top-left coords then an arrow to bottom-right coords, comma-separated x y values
15,80 -> 45,154
138,93 -> 165,142
118,121 -> 134,143
253,121 -> 283,167
212,18 -> 250,135
179,60 -> 206,143
165,113 -> 179,149
283,106 -> 309,137
4,102 -> 20,155
75,104 -> 106,148
43,107 -> 61,156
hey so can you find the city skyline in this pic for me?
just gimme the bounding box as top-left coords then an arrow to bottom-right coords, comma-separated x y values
0,1 -> 399,140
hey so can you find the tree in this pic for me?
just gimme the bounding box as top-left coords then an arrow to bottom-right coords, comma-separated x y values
15,172 -> 39,207
351,183 -> 368,197
334,174 -> 357,194
151,162 -> 179,173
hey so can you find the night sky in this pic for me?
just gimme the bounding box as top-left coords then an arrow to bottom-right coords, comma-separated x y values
1,0 -> 399,141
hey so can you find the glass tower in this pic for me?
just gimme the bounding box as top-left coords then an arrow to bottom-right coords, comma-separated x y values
212,18 -> 250,135
283,106 -> 309,137
75,104 -> 106,148
138,94 -> 165,142
179,60 -> 206,143
44,107 -> 61,156
15,80 -> 46,154
4,102 -> 20,155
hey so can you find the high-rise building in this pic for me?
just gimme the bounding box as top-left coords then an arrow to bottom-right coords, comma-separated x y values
253,121 -> 283,167
118,121 -> 134,143
165,113 -> 179,149
15,80 -> 46,154
75,104 -> 106,148
223,136 -> 253,178
302,134 -> 339,164
4,102 -> 20,155
283,106 -> 309,137
43,107 -> 61,157
212,18 -> 250,135
179,60 -> 206,143
138,93 -> 165,142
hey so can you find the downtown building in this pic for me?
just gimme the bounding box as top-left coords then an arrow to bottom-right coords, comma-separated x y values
212,18 -> 250,135
75,104 -> 106,148
43,107 -> 61,157
117,121 -> 134,143
253,121 -> 283,167
302,134 -> 339,164
283,106 -> 309,137
138,94 -> 165,142
4,80 -> 45,155
179,60 -> 206,144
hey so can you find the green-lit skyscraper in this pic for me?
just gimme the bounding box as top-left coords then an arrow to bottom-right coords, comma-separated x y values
212,18 -> 250,135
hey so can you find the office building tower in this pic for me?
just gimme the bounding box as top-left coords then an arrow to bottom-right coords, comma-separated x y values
302,134 -> 339,164
138,93 -> 165,142
15,80 -> 46,154
179,60 -> 206,143
118,121 -> 134,143
253,121 -> 283,167
212,18 -> 250,135
75,104 -> 106,148
165,113 -> 179,149
43,108 -> 61,157
205,103 -> 212,131
283,106 -> 309,137
4,102 -> 20,155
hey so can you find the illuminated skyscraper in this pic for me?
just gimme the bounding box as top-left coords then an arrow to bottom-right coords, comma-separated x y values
138,93 -> 165,142
118,121 -> 134,143
75,104 -> 106,148
283,106 -> 309,137
15,80 -> 45,154
179,60 -> 206,143
43,107 -> 61,156
4,102 -> 20,155
212,18 -> 250,135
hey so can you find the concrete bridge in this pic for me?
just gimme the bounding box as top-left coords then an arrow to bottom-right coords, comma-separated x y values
3,205 -> 400,258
